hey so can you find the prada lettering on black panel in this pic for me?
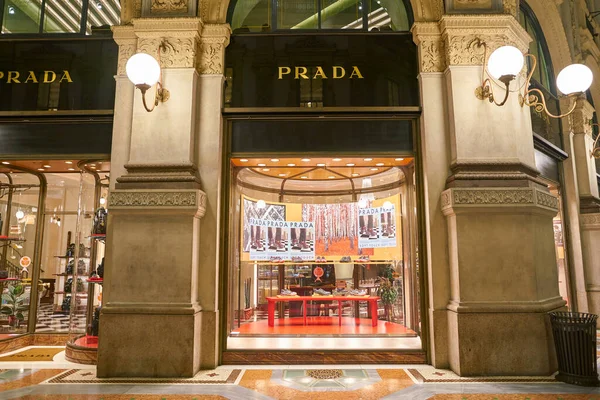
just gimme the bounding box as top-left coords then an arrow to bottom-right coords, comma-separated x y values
225,35 -> 419,108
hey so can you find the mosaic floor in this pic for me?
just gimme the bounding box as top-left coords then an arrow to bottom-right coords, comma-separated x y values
0,347 -> 600,400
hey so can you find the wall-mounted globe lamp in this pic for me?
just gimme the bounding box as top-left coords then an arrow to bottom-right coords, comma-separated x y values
126,43 -> 170,112
475,40 -> 593,118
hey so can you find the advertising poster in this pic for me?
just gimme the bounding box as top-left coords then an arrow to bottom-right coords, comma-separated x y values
358,205 -> 397,249
249,219 -> 315,261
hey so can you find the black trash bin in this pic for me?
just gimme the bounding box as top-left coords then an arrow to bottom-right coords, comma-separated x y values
549,312 -> 599,386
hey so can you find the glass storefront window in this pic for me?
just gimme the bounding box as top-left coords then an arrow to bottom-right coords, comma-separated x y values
226,157 -> 421,351
2,0 -> 120,35
230,0 -> 411,32
2,0 -> 42,33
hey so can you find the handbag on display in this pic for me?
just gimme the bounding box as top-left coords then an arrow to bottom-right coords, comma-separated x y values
90,306 -> 101,336
0,270 -> 8,279
64,278 -> 84,293
93,207 -> 107,235
66,260 -> 74,275
62,295 -> 71,312
97,257 -> 104,278
66,243 -> 75,258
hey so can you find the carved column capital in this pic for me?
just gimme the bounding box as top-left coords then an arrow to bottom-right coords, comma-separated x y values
141,0 -> 197,18
440,15 -> 531,67
570,97 -> 595,137
412,22 -> 446,73
113,25 -> 138,76
197,24 -> 231,75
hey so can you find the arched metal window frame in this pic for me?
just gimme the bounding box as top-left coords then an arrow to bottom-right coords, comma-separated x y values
227,0 -> 414,33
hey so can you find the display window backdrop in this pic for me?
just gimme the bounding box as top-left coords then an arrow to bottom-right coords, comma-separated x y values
240,195 -> 403,261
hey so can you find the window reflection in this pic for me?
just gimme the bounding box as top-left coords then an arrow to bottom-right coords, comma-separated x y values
2,0 -> 120,35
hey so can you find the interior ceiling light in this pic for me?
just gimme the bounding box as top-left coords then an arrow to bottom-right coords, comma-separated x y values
371,168 -> 379,171
1,161 -> 9,165
278,173 -> 286,177
328,176 -> 336,179
363,158 -> 372,161
301,158 -> 311,162
68,168 -> 75,171
258,163 -> 266,167
376,163 -> 384,166
301,176 -> 308,179
317,163 -> 325,167
270,158 -> 279,162
43,165 -> 51,168
37,168 -> 44,171
352,173 -> 360,176
475,40 -> 593,118
346,163 -> 355,166
332,158 -> 342,162
262,168 -> 270,171
395,158 -> 404,161
240,159 -> 248,162
287,163 -> 296,167
65,161 -> 73,164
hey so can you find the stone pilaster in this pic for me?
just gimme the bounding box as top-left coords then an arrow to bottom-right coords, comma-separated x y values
97,18 -> 229,377
581,214 -> 600,315
431,15 -> 563,376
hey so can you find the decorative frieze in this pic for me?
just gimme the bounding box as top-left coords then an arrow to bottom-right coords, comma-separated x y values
441,187 -> 559,215
412,23 -> 446,73
503,0 -> 518,18
142,0 -> 196,17
198,24 -> 231,75
113,26 -> 138,76
580,213 -> 600,228
110,190 -> 207,217
570,97 -> 595,137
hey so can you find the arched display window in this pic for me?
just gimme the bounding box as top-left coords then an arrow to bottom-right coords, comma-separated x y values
228,0 -> 413,32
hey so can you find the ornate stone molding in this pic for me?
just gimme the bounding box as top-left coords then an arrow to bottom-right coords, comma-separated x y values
441,187 -> 559,215
113,26 -> 137,76
412,23 -> 446,73
121,0 -> 143,24
440,15 -> 531,66
198,24 -> 231,75
110,190 -> 207,217
142,0 -> 196,17
503,0 -> 518,18
570,97 -> 595,137
580,213 -> 600,228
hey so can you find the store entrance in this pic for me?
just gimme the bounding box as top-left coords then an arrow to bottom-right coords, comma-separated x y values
224,156 -> 422,351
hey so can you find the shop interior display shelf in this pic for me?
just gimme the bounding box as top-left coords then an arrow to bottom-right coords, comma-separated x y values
0,278 -> 20,282
54,255 -> 90,259
0,236 -> 25,242
53,291 -> 88,296
87,277 -> 103,284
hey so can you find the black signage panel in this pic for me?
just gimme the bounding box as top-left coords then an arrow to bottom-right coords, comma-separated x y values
231,118 -> 413,153
0,38 -> 118,111
225,34 -> 419,107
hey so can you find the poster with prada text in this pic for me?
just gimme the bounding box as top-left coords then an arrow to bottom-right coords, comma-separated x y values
249,219 -> 315,261
358,205 -> 397,249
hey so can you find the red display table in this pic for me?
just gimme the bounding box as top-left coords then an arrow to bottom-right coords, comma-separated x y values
266,295 -> 380,327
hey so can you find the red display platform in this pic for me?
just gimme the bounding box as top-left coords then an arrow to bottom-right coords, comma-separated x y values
232,317 -> 417,336
73,335 -> 98,348
267,295 -> 380,327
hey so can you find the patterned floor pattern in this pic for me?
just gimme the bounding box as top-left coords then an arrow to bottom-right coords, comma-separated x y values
0,360 -> 599,399
35,303 -> 87,333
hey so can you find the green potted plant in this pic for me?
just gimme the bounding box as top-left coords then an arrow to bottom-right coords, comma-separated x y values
1,284 -> 29,329
377,277 -> 398,322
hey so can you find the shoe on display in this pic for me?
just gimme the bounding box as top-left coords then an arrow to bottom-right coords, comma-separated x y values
280,289 -> 297,296
291,256 -> 303,263
276,240 -> 286,252
313,288 -> 332,296
340,256 -> 351,262
333,289 -> 348,296
300,241 -> 311,252
349,289 -> 368,296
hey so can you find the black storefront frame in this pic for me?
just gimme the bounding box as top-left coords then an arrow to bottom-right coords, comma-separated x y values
218,109 -> 431,364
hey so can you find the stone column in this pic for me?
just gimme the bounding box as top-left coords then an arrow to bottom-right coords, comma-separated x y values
439,15 -> 564,376
97,17 -> 212,378
570,98 -> 600,319
412,22 -> 451,369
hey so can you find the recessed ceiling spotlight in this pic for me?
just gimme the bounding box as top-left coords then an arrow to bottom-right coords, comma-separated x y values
301,158 -> 311,162
90,164 -> 96,167
395,158 -> 404,161
317,163 -> 325,167
65,161 -> 73,164
258,163 -> 266,167
1,161 -> 9,165
37,168 -> 44,171
287,163 -> 296,167
376,163 -> 384,166
301,176 -> 308,179
90,166 -> 97,169
262,168 -> 270,171
332,158 -> 342,162
240,159 -> 248,162
270,158 -> 280,162
352,173 -> 360,176
346,163 -> 355,167
371,168 -> 379,171
363,158 -> 373,161
328,176 -> 335,179
278,173 -> 286,177
43,165 -> 51,168
68,168 -> 75,171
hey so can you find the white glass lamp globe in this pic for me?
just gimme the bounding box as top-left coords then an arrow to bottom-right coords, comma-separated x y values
15,210 -> 24,219
126,53 -> 161,87
256,200 -> 266,209
487,46 -> 525,80
358,198 -> 368,208
383,201 -> 393,209
556,64 -> 593,95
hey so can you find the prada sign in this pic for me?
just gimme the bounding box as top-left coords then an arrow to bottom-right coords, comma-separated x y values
278,66 -> 364,80
0,70 -> 73,84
